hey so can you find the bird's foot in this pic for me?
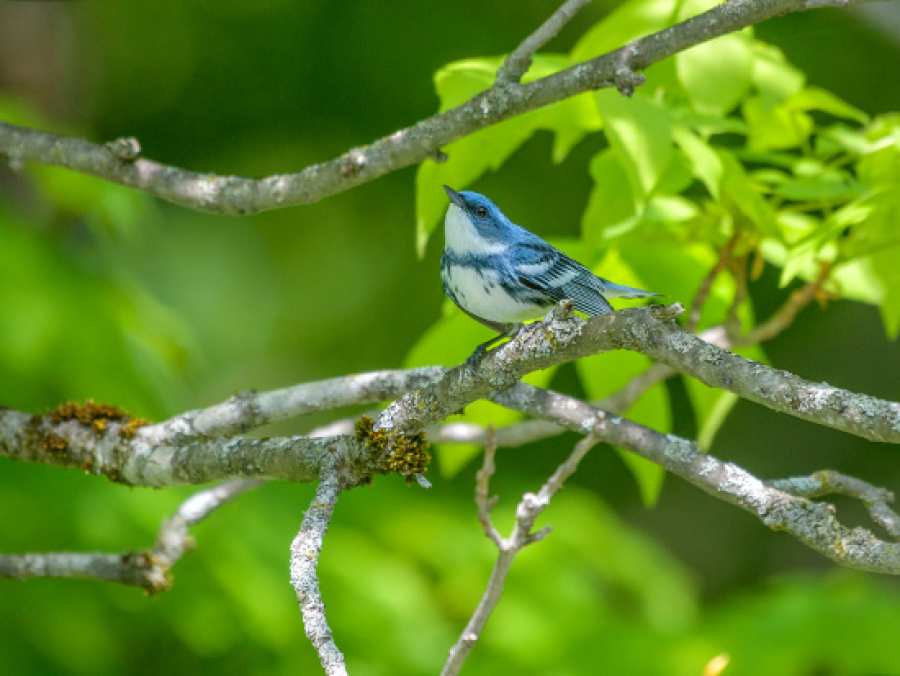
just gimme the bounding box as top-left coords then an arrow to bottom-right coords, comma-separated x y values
464,346 -> 487,370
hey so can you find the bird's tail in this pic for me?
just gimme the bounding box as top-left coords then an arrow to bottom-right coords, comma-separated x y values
601,280 -> 663,299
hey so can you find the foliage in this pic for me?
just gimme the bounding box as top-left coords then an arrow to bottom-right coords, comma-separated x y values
413,0 -> 900,503
2,1 -> 900,675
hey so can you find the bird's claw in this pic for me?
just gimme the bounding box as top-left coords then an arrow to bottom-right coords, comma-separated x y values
464,346 -> 486,370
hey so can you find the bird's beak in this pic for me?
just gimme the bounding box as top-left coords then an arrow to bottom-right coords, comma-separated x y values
443,185 -> 466,209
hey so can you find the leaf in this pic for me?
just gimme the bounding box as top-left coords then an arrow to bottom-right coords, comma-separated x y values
750,42 -> 805,106
573,250 -> 671,506
676,32 -> 754,116
582,150 -> 638,246
415,116 -> 537,256
719,150 -> 781,237
570,0 -> 673,63
673,126 -> 724,199
788,87 -> 869,124
594,91 -> 674,201
576,351 -> 669,508
685,344 -> 766,451
743,95 -> 814,151
774,177 -> 860,202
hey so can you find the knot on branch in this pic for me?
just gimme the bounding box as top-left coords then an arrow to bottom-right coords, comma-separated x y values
340,149 -> 367,177
613,42 -> 645,97
105,136 -> 141,161
354,415 -> 431,482
122,550 -> 174,596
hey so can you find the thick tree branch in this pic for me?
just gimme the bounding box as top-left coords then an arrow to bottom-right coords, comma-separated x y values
2,304 -> 899,580
377,304 -> 900,444
0,479 -> 260,591
0,0 -> 880,214
0,408 -> 369,486
4,303 -> 900,488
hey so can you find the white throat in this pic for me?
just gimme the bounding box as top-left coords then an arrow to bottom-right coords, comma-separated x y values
444,204 -> 507,255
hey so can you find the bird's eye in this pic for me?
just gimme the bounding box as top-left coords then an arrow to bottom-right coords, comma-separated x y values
475,206 -> 488,218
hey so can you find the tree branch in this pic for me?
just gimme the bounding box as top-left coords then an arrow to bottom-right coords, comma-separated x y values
494,383 -> 900,573
442,432 -> 600,676
0,0 -> 880,214
290,470 -> 347,676
146,367 -> 443,440
0,478 -> 260,591
769,470 -> 900,540
496,0 -> 593,84
4,303 -> 900,488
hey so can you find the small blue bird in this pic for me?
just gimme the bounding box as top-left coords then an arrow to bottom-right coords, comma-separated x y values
440,185 -> 662,363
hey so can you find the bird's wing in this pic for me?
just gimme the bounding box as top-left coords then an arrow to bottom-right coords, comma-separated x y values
512,240 -> 615,316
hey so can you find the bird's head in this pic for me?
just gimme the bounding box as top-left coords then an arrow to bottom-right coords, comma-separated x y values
443,185 -> 512,248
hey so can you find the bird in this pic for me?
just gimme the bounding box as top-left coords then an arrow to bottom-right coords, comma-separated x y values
440,185 -> 662,365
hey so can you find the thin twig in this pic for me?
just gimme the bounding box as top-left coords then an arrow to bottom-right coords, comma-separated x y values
686,233 -> 740,333
475,426 -> 502,546
769,470 -> 900,540
442,433 -> 600,676
290,471 -> 347,676
735,260 -> 834,346
725,255 -> 749,343
0,479 -> 261,591
496,0 -> 593,84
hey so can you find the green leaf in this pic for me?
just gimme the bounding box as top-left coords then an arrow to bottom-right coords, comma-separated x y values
570,0 -> 673,63
773,169 -> 861,202
819,124 -> 871,155
582,150 -> 638,246
830,257 -> 884,306
719,150 -> 781,237
788,86 -> 869,124
686,380 -> 739,450
643,195 -> 699,223
673,126 -> 723,199
864,233 -> 900,339
415,116 -> 536,256
743,95 -> 814,150
676,32 -> 754,116
750,42 -> 805,106
594,91 -> 674,201
576,351 -> 668,508
618,241 -> 734,330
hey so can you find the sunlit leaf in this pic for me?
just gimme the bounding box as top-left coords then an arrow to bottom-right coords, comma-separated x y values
594,91 -> 674,201
750,42 -> 805,106
673,126 -> 724,199
676,32 -> 754,116
719,151 -> 781,237
582,149 -> 638,246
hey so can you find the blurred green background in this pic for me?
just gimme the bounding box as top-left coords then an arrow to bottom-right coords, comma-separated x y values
2,1 -> 900,674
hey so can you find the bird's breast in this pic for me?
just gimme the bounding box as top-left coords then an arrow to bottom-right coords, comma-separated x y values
441,257 -> 549,323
